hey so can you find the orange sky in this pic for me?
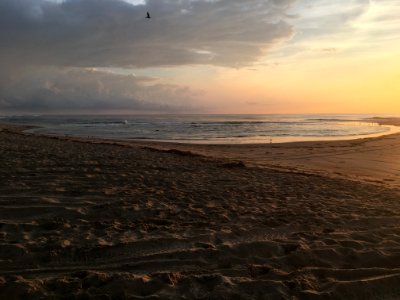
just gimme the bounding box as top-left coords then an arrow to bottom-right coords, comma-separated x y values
205,52 -> 400,114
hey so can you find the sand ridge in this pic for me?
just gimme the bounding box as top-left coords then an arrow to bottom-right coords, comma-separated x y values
1,124 -> 400,299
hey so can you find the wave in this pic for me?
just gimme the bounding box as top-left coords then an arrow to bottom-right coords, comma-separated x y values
305,118 -> 364,122
189,121 -> 313,126
76,120 -> 130,126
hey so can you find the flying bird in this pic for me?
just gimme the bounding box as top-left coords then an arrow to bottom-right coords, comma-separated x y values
146,11 -> 151,19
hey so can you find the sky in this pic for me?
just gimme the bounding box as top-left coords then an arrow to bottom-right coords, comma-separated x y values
0,0 -> 399,114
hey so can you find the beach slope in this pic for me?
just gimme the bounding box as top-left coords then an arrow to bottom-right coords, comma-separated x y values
1,125 -> 400,299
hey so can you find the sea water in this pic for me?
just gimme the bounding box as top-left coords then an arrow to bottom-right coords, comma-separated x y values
1,114 -> 399,144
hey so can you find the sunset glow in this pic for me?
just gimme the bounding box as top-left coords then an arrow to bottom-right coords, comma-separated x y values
1,0 -> 399,114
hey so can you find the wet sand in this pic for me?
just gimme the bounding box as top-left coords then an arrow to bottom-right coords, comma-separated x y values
1,122 -> 400,299
128,118 -> 400,190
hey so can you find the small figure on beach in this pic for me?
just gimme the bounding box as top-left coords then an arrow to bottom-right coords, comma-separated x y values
146,11 -> 151,19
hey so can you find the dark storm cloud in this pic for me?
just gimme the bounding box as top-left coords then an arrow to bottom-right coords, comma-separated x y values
0,0 -> 295,68
0,67 -> 198,112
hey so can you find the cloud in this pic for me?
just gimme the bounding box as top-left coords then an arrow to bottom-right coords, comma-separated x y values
0,0 -> 295,68
0,67 -> 199,113
285,0 -> 400,56
293,0 -> 369,33
267,0 -> 375,61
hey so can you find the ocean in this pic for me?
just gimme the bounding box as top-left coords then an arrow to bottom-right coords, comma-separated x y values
1,114 -> 399,144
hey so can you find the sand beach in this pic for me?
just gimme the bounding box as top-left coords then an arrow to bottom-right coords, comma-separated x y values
1,121 -> 400,299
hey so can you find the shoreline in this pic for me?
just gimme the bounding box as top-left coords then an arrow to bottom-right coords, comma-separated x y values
4,117 -> 400,189
1,120 -> 400,298
4,115 -> 399,145
134,119 -> 400,145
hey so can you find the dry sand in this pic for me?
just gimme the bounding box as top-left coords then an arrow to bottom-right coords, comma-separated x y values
1,121 -> 400,299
